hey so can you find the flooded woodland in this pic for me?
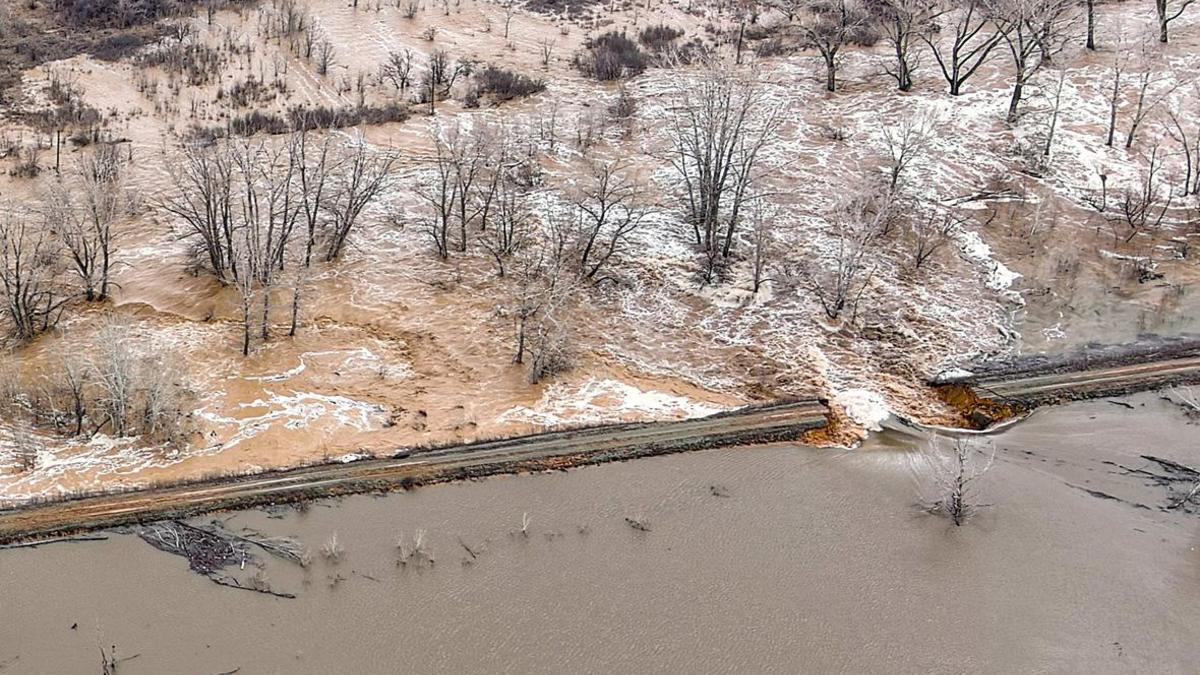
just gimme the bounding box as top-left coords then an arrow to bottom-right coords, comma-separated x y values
1,0 -> 1199,671
2,393 -> 1198,673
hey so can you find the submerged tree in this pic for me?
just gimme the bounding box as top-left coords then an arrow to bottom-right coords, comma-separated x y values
0,215 -> 71,341
798,0 -> 874,92
1154,0 -> 1196,43
666,63 -> 782,269
991,0 -> 1080,123
920,0 -> 1002,96
870,0 -> 946,92
920,437 -> 995,526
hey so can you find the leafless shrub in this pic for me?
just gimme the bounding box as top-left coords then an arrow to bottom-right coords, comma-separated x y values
574,31 -> 648,81
1168,386 -> 1200,416
397,529 -> 435,566
9,424 -> 41,473
474,65 -> 546,101
1111,144 -> 1173,243
10,146 -> 42,179
608,85 -> 637,137
909,209 -> 960,270
321,531 -> 344,561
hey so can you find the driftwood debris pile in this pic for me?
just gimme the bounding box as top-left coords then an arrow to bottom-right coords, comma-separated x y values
137,520 -> 307,598
139,521 -> 238,574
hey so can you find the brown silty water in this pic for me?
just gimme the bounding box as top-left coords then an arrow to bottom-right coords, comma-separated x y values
1,392 -> 1197,673
0,1 -> 1197,500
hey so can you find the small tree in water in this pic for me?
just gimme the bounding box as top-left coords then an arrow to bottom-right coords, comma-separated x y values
921,437 -> 995,526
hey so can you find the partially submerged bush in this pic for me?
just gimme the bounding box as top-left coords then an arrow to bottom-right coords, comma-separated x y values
638,24 -> 683,51
288,103 -> 410,131
193,103 -> 412,139
229,111 -> 289,136
575,31 -> 648,81
474,65 -> 546,102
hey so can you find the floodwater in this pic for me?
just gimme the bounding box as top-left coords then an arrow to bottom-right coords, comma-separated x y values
1,392 -> 1198,674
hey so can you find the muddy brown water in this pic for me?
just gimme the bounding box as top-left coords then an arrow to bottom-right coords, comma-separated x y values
1,392 -> 1198,674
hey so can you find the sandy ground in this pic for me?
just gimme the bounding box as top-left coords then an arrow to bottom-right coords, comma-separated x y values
0,0 -> 1196,500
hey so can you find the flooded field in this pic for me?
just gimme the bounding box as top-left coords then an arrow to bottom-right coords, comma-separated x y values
1,392 -> 1198,673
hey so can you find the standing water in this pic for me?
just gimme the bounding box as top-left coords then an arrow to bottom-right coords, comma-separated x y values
0,392 -> 1197,673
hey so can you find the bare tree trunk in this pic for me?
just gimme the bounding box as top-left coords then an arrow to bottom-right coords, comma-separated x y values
1085,0 -> 1096,49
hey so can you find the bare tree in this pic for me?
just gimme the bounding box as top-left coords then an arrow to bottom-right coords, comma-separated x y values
507,234 -> 573,383
571,161 -> 648,282
502,0 -> 518,38
1083,0 -> 1095,49
290,126 -> 337,336
62,144 -> 126,301
0,215 -> 71,341
481,172 -> 530,276
1042,67 -> 1068,156
322,133 -> 397,261
37,342 -> 90,436
871,0 -> 946,91
1104,32 -> 1132,148
1155,0 -> 1196,43
417,133 -> 461,259
161,141 -> 238,282
920,437 -> 994,526
1121,43 -> 1187,150
797,0 -> 872,92
748,205 -> 776,295
991,0 -> 1080,123
805,221 -> 877,321
314,37 -> 337,76
1112,143 -> 1173,243
910,208 -> 959,269
1165,97 -> 1200,197
881,112 -> 936,191
231,138 -> 303,340
91,317 -> 137,436
802,191 -> 893,321
920,0 -> 1002,96
666,64 -> 782,264
379,49 -> 415,96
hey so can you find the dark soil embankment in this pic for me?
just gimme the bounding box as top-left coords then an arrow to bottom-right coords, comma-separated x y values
932,335 -> 1200,428
938,334 -> 1200,384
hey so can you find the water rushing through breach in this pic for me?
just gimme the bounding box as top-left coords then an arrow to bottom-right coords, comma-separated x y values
1,392 -> 1198,673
